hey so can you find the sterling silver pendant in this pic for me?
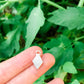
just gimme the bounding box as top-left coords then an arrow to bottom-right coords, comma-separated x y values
32,50 -> 43,69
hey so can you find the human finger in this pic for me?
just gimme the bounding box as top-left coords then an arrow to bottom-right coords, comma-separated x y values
47,78 -> 64,84
0,46 -> 43,84
7,53 -> 55,84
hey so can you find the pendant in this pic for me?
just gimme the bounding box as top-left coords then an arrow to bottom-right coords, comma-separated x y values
32,50 -> 43,69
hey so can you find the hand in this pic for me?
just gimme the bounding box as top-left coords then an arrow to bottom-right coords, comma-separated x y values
0,46 -> 64,84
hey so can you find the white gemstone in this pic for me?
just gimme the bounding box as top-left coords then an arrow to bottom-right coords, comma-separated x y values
32,54 -> 43,69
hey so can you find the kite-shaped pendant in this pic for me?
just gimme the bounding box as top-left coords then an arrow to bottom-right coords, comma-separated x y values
32,50 -> 43,69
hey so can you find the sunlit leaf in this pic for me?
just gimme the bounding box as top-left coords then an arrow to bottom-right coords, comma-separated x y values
63,62 -> 77,74
48,7 -> 84,30
25,5 -> 45,49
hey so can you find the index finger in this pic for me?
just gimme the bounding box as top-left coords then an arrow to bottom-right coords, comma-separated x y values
0,46 -> 43,84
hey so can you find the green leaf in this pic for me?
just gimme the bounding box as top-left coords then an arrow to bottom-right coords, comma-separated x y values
74,42 -> 84,53
0,27 -> 21,58
60,48 -> 73,62
72,71 -> 84,83
3,15 -> 22,24
43,35 -> 72,49
71,79 -> 80,84
48,7 -> 84,30
45,47 -> 64,75
74,42 -> 84,69
43,38 -> 61,49
63,62 -> 77,74
58,35 -> 72,48
44,36 -> 73,76
74,53 -> 84,69
25,5 -> 45,49
39,21 -> 52,35
45,47 -> 73,76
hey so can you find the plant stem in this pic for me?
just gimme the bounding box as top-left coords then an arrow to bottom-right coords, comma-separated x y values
57,2 -> 76,6
0,1 -> 7,3
42,0 -> 65,10
38,0 -> 40,8
75,36 -> 84,41
0,0 -> 19,11
0,2 -> 9,11
78,0 -> 84,7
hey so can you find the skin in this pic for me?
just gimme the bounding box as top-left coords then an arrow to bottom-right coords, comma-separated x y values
0,46 -> 64,84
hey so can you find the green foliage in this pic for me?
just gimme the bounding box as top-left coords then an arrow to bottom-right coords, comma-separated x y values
45,47 -> 73,76
25,4 -> 45,49
0,0 -> 84,83
48,7 -> 84,30
63,62 -> 77,74
74,42 -> 84,69
0,27 -> 21,58
72,71 -> 84,83
3,15 -> 22,24
71,79 -> 80,84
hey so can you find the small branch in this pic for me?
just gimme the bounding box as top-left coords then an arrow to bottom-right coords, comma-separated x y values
0,2 -> 9,11
38,0 -> 40,8
0,0 -> 19,11
78,0 -> 84,7
57,2 -> 76,6
75,36 -> 84,41
42,0 -> 65,10
0,1 -> 7,3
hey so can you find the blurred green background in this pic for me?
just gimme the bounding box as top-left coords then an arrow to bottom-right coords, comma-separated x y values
0,0 -> 84,84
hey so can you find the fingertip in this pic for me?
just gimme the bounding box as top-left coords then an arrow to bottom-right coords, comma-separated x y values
48,78 -> 64,84
7,51 -> 56,84
0,46 -> 43,84
43,53 -> 55,66
55,78 -> 64,84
